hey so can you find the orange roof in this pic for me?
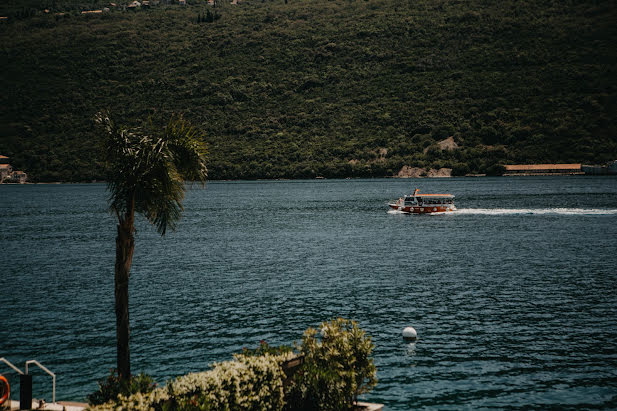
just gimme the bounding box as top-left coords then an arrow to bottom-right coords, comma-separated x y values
408,193 -> 454,197
505,164 -> 581,171
0,164 -> 11,169
0,155 -> 8,159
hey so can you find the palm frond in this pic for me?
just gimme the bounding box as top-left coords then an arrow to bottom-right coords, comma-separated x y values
164,115 -> 208,184
97,111 -> 208,236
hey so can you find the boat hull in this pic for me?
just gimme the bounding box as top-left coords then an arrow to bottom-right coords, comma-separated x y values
389,204 -> 456,214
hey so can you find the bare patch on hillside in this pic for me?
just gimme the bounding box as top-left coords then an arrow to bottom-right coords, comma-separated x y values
438,136 -> 458,150
396,166 -> 452,178
427,168 -> 452,177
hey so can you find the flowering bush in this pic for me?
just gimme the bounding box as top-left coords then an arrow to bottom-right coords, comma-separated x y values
89,319 -> 376,411
90,353 -> 292,411
100,387 -> 171,411
87,370 -> 157,406
167,353 -> 291,410
285,318 -> 377,411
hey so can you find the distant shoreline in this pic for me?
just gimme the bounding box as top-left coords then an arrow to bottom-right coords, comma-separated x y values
3,173 -> 615,185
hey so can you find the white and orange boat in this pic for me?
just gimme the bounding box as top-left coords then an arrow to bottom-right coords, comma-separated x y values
389,188 -> 456,214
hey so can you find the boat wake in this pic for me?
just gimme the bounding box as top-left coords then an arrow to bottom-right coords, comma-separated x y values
456,208 -> 617,216
387,208 -> 617,215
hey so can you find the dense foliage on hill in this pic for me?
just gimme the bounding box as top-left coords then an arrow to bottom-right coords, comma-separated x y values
1,0 -> 616,181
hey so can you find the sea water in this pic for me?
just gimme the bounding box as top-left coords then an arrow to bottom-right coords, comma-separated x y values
1,176 -> 616,409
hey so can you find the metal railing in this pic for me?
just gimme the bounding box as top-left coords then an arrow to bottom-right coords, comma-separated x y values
25,360 -> 56,404
0,357 -> 24,375
1,358 -> 56,405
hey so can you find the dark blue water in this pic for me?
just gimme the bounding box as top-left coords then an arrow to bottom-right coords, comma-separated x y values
1,177 -> 617,409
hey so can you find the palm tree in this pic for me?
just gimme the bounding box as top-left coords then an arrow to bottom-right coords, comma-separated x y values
96,111 -> 207,380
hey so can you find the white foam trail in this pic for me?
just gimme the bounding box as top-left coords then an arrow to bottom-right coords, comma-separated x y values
456,208 -> 617,216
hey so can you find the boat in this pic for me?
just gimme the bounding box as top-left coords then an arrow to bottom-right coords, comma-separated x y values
389,188 -> 456,214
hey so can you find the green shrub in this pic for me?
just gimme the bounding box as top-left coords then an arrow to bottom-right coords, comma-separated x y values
242,340 -> 294,357
90,354 -> 291,411
167,353 -> 289,410
94,387 -> 172,411
87,369 -> 157,406
89,319 -> 377,411
286,318 -> 377,411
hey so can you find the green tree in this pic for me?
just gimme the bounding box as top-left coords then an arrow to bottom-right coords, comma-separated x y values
95,111 -> 208,380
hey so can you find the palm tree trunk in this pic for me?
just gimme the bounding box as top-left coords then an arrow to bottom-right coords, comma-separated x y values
115,220 -> 135,380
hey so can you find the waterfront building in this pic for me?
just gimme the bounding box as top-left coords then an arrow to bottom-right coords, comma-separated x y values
504,164 -> 583,175
0,155 -> 27,183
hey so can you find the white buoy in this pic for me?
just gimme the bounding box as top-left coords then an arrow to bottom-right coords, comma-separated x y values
402,326 -> 417,341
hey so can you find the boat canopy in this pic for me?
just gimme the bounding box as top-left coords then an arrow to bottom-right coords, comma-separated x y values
406,193 -> 454,198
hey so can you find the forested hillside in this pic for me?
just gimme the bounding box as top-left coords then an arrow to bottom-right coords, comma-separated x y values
1,0 -> 616,181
